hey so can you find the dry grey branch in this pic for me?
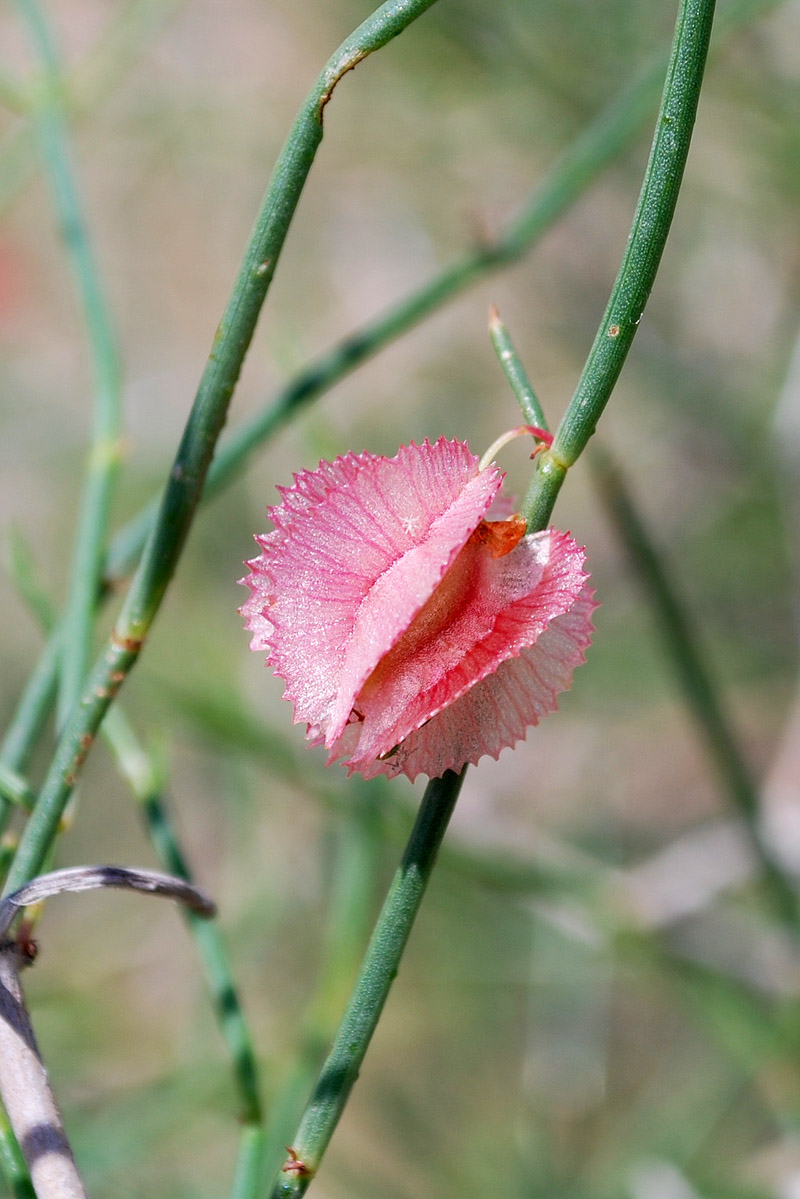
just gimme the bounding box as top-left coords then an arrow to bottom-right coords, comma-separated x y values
0,864 -> 216,941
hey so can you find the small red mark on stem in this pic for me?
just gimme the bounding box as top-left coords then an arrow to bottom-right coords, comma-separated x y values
608,324 -> 621,338
110,629 -> 144,653
282,1147 -> 312,1177
16,923 -> 38,964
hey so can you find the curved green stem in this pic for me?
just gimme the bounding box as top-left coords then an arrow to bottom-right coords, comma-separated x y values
2,0 -> 441,897
267,770 -> 465,1198
522,0 -> 717,531
13,0 -> 124,731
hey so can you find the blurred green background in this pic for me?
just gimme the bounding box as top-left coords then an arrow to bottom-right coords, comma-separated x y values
1,0 -> 800,1195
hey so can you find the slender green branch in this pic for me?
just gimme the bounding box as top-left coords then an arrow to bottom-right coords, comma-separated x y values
0,766 -> 34,813
262,792 -> 384,1175
230,1125 -> 268,1199
0,533 -> 59,832
102,706 -> 264,1124
267,769 -> 465,1198
522,0 -> 717,531
2,0 -> 441,897
591,447 -> 798,928
489,307 -> 548,431
13,0 -> 124,731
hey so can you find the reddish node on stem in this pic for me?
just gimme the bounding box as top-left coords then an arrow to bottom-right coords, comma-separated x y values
282,1148 -> 312,1177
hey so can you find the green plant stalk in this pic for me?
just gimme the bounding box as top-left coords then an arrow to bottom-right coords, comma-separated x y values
591,448 -> 798,927
0,0 -> 776,785
0,765 -> 34,812
13,0 -> 124,731
2,0 -> 440,897
230,1125 -> 268,1199
0,534 -> 60,830
102,705 -> 263,1123
522,0 -> 717,532
263,791 -> 384,1176
488,307 -> 549,431
267,769 -> 464,1198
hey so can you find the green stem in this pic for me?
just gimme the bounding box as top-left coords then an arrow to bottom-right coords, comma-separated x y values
13,0 -> 123,731
267,769 -> 465,1198
0,538 -> 60,832
263,792 -> 384,1175
591,447 -> 798,928
102,706 -> 263,1124
522,0 -> 717,531
2,0 -> 440,897
0,765 -> 34,812
488,307 -> 548,431
230,1125 -> 268,1199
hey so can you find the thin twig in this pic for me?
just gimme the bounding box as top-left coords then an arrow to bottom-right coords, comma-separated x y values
12,0 -> 124,731
522,0 -> 717,531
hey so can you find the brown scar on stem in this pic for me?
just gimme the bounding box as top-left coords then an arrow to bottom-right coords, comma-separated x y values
608,323 -> 621,338
318,51 -> 367,120
110,629 -> 144,653
469,516 -> 527,559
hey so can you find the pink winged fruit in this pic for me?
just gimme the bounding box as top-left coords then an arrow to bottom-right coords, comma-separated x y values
240,438 -> 595,781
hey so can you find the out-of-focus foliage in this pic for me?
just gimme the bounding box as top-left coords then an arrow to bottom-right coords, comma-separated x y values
0,0 -> 799,1196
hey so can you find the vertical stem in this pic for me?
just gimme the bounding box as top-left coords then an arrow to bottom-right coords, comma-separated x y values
13,0 -> 123,729
591,447 -> 798,928
522,0 -> 717,531
102,706 -> 263,1124
268,769 -> 465,1199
